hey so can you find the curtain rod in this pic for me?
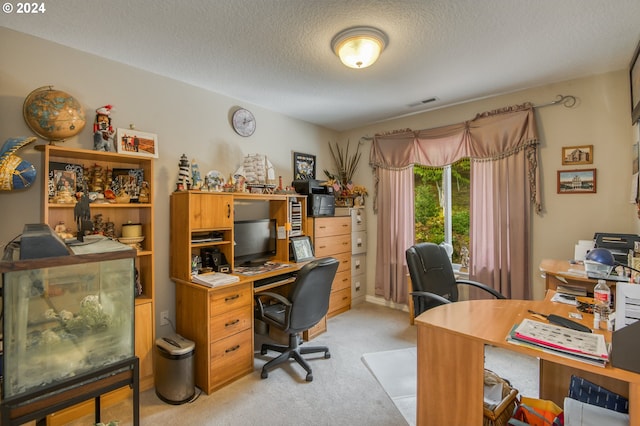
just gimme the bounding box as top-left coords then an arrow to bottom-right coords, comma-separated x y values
534,94 -> 577,109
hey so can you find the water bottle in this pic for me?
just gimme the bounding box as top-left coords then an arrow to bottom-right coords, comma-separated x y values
593,279 -> 611,329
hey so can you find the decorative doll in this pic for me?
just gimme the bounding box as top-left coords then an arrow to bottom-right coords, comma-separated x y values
93,105 -> 115,151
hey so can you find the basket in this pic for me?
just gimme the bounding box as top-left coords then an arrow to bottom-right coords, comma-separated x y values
483,369 -> 519,426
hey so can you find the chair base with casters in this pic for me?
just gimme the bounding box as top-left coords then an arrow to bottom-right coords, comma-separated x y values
260,333 -> 330,381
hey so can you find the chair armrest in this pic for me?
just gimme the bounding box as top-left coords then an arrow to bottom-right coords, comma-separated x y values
410,291 -> 451,307
456,279 -> 506,299
254,291 -> 292,318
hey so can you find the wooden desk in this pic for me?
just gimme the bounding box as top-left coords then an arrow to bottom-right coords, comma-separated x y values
540,258 -> 619,296
414,295 -> 640,426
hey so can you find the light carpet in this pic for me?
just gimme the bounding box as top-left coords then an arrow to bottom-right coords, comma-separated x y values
362,345 -> 539,426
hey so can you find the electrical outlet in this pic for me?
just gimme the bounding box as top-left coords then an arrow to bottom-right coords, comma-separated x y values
160,310 -> 169,326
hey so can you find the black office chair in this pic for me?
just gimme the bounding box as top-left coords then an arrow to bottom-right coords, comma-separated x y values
406,242 -> 506,317
254,257 -> 339,382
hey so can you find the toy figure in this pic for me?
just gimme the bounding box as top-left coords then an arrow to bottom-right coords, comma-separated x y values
93,105 -> 115,151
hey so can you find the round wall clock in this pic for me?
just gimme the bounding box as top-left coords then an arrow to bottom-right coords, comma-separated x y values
231,108 -> 256,137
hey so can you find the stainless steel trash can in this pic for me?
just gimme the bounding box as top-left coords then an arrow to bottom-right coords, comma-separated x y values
155,334 -> 195,405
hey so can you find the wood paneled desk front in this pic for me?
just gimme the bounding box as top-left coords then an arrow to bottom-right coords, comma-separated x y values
414,294 -> 640,425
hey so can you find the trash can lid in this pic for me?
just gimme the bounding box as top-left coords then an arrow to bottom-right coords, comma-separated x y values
156,334 -> 195,355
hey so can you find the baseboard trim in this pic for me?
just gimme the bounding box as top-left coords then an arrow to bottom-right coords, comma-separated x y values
364,295 -> 409,313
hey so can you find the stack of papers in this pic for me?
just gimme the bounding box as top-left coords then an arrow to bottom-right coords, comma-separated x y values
507,319 -> 609,367
191,272 -> 239,287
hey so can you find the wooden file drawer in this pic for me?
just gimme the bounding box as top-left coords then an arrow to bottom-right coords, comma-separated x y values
332,270 -> 351,292
209,282 -> 252,313
314,234 -> 351,257
332,251 -> 351,273
209,328 -> 253,389
314,216 -> 351,237
328,287 -> 351,317
210,306 -> 252,342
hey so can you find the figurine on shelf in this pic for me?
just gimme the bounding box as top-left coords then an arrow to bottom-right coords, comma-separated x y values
54,221 -> 74,240
93,105 -> 115,152
191,159 -> 202,190
176,154 -> 191,191
138,181 -> 150,203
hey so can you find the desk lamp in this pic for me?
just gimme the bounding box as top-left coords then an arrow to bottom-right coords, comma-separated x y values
585,247 -> 640,280
584,248 -> 615,279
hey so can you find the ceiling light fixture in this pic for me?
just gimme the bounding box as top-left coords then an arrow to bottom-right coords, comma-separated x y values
331,26 -> 388,69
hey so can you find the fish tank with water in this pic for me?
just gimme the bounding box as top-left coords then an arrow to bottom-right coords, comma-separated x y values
0,247 -> 135,399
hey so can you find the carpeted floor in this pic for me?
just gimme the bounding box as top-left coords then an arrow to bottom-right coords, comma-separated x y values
65,302 -> 538,426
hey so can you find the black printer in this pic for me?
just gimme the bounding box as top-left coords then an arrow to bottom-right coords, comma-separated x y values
292,179 -> 335,217
594,232 -> 640,265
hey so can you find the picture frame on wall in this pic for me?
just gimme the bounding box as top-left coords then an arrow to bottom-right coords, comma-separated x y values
631,38 -> 640,123
116,128 -> 159,158
293,152 -> 316,180
561,145 -> 593,165
557,169 -> 597,194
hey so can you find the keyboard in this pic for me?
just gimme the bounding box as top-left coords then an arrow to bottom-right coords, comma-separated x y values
254,271 -> 297,288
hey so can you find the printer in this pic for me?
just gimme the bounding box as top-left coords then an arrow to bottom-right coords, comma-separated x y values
292,179 -> 335,217
593,232 -> 640,265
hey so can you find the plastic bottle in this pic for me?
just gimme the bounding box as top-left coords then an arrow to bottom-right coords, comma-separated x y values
593,279 -> 611,329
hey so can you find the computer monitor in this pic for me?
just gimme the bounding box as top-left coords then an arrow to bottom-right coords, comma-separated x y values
233,219 -> 277,266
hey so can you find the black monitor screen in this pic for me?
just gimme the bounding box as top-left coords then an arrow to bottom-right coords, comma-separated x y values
233,219 -> 277,265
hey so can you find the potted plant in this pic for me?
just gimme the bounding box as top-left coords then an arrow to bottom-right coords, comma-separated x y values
323,140 -> 367,205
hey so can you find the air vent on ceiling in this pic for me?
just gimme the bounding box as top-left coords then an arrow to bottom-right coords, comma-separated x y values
407,97 -> 438,108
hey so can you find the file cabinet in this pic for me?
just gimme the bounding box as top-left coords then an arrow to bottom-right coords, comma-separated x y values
336,207 -> 367,304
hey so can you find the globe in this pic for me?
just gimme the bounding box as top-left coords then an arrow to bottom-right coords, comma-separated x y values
23,86 -> 86,142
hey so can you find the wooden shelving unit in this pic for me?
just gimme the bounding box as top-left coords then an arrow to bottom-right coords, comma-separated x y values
39,145 -> 155,425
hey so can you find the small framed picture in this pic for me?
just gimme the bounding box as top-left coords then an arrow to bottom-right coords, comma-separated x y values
116,128 -> 159,158
289,236 -> 315,262
561,145 -> 593,165
293,152 -> 316,180
557,169 -> 597,194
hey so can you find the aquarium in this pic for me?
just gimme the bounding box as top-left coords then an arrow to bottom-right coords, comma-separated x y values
1,251 -> 135,399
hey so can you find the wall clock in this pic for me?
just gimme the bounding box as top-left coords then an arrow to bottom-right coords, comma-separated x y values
231,108 -> 256,137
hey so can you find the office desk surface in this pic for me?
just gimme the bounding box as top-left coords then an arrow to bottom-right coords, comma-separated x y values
414,297 -> 640,426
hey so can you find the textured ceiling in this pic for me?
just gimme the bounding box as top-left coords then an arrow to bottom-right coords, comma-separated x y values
2,0 -> 640,131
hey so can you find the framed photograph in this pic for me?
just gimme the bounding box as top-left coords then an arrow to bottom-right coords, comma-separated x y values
289,236 -> 315,262
112,168 -> 144,202
293,152 -> 316,180
48,161 -> 84,197
557,169 -> 597,194
630,38 -> 640,123
561,145 -> 593,165
116,128 -> 159,158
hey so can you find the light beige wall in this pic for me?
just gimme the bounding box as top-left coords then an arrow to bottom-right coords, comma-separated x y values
339,71 -> 638,302
0,28 -> 339,333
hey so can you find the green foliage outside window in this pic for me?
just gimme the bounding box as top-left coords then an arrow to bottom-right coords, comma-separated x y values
414,159 -> 470,263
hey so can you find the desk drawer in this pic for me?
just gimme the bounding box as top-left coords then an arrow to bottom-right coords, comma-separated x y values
332,270 -> 351,292
209,282 -> 252,314
210,328 -> 253,387
332,252 -> 351,273
210,306 -> 252,343
329,287 -> 351,317
314,216 -> 351,237
315,234 -> 351,257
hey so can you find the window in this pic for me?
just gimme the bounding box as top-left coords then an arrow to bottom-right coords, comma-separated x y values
414,159 -> 470,264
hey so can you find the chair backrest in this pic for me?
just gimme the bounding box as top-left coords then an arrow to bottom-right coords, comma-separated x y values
287,257 -> 339,333
406,242 -> 459,302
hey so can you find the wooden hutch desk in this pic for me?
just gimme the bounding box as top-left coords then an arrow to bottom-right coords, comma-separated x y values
539,258 -> 620,296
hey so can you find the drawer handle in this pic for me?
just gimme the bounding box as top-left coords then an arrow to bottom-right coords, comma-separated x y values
319,225 -> 327,229
225,294 -> 240,302
342,278 -> 349,282
225,319 -> 240,327
355,264 -> 361,269
225,344 -> 240,353
342,224 -> 348,227
342,296 -> 349,301
342,242 -> 349,245
319,245 -> 327,249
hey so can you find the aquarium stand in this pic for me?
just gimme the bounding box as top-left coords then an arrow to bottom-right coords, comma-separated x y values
1,356 -> 139,426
